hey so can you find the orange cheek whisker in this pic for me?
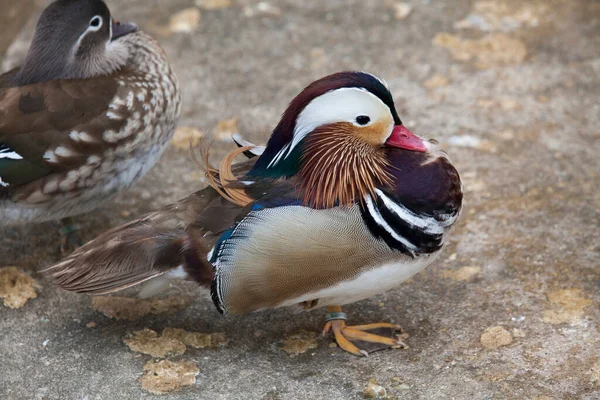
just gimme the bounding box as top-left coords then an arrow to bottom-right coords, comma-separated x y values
298,125 -> 394,209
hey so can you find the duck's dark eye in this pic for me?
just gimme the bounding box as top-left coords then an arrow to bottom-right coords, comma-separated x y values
90,16 -> 102,28
356,115 -> 371,125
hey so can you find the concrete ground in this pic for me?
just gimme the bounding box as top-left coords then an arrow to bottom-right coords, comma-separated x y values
1,0 -> 599,399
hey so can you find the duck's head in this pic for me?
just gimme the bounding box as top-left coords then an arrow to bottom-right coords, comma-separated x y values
17,0 -> 137,85
249,71 -> 431,208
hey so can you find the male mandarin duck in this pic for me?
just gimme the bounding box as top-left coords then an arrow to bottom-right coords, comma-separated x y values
45,71 -> 463,356
0,0 -> 181,251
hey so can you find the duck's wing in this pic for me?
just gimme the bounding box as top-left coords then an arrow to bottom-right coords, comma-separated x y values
42,156 -> 266,295
0,69 -> 126,195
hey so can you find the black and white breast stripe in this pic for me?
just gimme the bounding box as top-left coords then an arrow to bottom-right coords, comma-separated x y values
361,189 -> 455,257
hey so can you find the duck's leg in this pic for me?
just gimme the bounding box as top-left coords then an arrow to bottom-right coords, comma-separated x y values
322,306 -> 406,356
59,217 -> 83,255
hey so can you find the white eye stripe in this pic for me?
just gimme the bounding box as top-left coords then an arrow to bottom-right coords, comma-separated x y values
88,15 -> 103,31
72,15 -> 104,53
268,87 -> 393,169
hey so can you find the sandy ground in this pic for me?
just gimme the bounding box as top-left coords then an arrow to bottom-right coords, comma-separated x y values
1,0 -> 599,399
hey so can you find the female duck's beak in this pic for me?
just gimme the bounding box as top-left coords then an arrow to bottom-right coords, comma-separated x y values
111,19 -> 137,41
385,125 -> 428,152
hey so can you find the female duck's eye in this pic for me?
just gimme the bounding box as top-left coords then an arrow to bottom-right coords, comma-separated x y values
90,16 -> 102,28
356,115 -> 370,125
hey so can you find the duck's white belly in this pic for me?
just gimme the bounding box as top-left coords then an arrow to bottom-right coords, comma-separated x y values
278,254 -> 439,308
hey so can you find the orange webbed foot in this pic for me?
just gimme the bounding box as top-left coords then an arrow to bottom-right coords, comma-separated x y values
322,306 -> 406,356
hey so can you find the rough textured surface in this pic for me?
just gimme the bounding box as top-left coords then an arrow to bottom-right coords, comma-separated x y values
91,295 -> 192,321
140,359 -> 200,395
0,267 -> 38,309
1,0 -> 599,399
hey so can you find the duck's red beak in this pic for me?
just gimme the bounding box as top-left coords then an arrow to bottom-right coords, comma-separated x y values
385,125 -> 428,152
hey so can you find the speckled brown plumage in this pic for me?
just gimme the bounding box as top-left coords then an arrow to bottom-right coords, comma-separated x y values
0,31 -> 181,224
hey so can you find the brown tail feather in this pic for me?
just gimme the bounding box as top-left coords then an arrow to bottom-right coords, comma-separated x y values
43,212 -> 214,295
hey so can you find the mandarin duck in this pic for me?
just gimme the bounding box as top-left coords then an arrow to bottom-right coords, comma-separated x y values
0,0 -> 181,252
45,72 -> 462,356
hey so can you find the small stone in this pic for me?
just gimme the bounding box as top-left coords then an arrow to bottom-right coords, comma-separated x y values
245,2 -> 281,17
511,328 -> 526,338
256,2 -> 281,16
86,321 -> 97,329
328,342 -> 338,348
195,0 -> 232,10
364,379 -> 387,398
140,360 -> 199,394
169,8 -> 202,33
480,326 -> 512,349
391,2 -> 413,20
120,210 -> 131,218
0,267 -> 39,309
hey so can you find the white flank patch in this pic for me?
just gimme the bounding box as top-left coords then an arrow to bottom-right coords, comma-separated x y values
0,177 -> 8,187
279,256 -> 434,308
